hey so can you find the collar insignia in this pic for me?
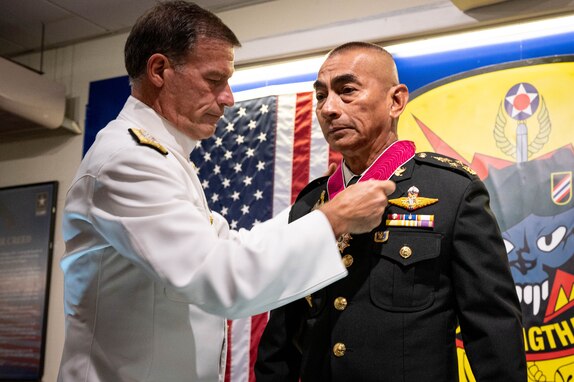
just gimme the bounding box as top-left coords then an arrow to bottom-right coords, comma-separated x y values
305,295 -> 313,308
394,166 -> 406,177
312,190 -> 327,211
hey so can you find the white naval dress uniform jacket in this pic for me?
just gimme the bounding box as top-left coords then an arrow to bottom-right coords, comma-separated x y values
58,96 -> 347,382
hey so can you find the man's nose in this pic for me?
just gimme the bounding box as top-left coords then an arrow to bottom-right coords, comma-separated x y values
219,83 -> 235,107
319,93 -> 342,120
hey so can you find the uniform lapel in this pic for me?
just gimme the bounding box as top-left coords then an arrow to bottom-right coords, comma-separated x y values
389,157 -> 415,198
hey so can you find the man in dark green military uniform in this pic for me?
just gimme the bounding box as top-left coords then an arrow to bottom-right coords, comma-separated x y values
255,42 -> 526,382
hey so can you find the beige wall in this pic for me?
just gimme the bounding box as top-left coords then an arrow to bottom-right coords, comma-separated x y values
0,32 -> 128,381
1,1 -> 572,380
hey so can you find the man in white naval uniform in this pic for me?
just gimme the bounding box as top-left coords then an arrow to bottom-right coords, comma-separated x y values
57,2 -> 396,381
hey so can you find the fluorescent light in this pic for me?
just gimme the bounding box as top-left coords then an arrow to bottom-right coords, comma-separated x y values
386,14 -> 574,57
229,13 -> 574,86
229,56 -> 325,86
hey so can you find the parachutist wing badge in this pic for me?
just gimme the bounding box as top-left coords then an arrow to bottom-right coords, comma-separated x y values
388,196 -> 438,211
389,186 -> 438,211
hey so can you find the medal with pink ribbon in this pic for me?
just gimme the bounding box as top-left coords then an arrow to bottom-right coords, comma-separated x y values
327,140 -> 416,199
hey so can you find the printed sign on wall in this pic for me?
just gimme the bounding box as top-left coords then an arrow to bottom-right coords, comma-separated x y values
399,56 -> 574,382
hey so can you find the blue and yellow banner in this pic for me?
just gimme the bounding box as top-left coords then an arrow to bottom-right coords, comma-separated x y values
399,56 -> 574,382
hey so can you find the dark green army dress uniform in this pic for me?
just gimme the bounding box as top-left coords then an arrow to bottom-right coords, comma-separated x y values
256,148 -> 526,382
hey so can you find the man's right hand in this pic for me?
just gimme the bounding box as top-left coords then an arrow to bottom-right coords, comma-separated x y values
319,180 -> 396,237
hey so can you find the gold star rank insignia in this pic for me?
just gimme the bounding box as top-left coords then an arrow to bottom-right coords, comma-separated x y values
129,128 -> 168,155
337,233 -> 353,253
388,186 -> 438,211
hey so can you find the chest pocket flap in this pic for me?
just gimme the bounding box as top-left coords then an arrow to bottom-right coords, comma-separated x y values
381,232 -> 441,266
371,231 -> 441,312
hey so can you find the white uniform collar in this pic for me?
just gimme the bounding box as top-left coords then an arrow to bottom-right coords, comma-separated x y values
341,160 -> 360,186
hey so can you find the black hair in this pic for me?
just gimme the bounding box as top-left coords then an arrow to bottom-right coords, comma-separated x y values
124,1 -> 240,81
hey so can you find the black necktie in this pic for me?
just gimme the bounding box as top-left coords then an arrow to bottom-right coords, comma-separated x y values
347,175 -> 360,186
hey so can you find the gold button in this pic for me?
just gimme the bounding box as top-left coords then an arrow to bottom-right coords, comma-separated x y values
334,297 -> 348,311
399,245 -> 412,259
333,342 -> 346,357
342,254 -> 354,268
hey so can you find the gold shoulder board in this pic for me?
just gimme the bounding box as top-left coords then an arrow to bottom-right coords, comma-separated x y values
129,128 -> 168,156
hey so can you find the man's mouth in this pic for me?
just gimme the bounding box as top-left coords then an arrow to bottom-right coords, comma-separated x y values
329,125 -> 351,132
204,113 -> 223,124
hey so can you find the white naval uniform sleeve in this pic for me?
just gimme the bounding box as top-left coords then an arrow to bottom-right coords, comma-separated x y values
63,142 -> 347,319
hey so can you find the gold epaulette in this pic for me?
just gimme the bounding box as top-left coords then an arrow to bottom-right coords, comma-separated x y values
129,128 -> 168,156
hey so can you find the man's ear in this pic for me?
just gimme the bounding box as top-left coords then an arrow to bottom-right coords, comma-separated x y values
389,84 -> 409,118
147,53 -> 170,87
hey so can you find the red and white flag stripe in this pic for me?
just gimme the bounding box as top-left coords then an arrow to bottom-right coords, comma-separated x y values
224,87 -> 341,382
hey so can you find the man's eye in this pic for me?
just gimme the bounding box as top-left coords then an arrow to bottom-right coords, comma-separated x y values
341,87 -> 355,94
315,93 -> 325,101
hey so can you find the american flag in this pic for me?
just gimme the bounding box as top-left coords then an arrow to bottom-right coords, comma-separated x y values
190,91 -> 341,382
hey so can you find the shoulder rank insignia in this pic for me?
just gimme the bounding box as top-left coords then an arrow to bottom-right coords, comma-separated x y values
129,128 -> 168,156
388,186 -> 438,211
431,155 -> 476,175
417,152 -> 476,176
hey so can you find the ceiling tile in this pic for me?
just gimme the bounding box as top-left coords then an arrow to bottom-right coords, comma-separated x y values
0,0 -> 70,53
43,16 -> 107,47
48,0 -> 158,30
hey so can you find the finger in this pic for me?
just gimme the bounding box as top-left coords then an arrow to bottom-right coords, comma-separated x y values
360,179 -> 395,195
381,180 -> 396,195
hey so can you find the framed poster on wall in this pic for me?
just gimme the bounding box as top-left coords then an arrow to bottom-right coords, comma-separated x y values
0,182 -> 57,381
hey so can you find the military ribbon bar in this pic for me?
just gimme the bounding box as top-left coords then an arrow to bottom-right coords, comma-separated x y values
386,213 -> 435,228
388,213 -> 434,221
